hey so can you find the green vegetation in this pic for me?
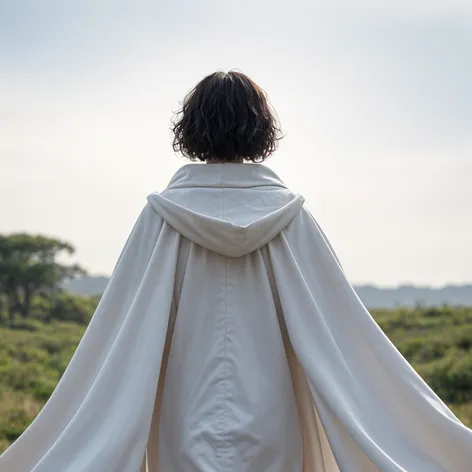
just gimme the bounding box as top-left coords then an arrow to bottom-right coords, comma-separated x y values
0,232 -> 93,452
0,318 -> 88,452
0,232 -> 471,453
1,305 -> 471,453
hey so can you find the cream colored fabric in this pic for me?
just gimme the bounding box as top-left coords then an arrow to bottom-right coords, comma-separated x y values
2,163 -> 472,472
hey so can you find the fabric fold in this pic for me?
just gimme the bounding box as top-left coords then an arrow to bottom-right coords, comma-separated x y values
2,163 -> 472,472
269,207 -> 472,471
0,205 -> 179,472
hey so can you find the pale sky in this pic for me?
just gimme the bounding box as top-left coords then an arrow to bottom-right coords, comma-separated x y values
1,1 -> 471,286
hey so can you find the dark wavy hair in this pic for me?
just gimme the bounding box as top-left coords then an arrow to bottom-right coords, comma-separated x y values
171,70 -> 283,163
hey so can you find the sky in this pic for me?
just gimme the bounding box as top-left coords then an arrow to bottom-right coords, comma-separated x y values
1,1 -> 471,286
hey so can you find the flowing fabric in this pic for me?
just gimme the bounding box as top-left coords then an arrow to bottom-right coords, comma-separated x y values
1,162 -> 471,472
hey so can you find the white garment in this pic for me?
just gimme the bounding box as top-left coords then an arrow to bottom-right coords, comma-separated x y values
2,163 -> 472,472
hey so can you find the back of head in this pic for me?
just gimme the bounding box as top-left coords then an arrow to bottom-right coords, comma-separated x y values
171,70 -> 283,163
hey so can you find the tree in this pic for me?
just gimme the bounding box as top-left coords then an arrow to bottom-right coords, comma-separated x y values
46,293 -> 98,324
0,234 -> 86,320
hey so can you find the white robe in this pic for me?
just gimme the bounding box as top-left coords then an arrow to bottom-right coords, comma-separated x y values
2,162 -> 472,472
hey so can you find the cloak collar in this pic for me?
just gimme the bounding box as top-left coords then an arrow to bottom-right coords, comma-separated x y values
165,163 -> 288,190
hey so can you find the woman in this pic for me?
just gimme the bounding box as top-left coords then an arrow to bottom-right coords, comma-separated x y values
2,70 -> 472,472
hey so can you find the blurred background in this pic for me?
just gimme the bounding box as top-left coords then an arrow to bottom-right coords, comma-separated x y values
2,0 -> 471,289
1,0 -> 472,452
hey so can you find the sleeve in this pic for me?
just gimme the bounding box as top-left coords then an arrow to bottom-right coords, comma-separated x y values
267,206 -> 472,472
0,203 -> 180,472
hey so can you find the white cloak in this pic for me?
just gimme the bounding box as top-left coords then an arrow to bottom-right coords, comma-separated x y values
1,163 -> 472,472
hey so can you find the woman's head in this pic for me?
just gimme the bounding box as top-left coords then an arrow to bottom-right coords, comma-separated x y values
171,70 -> 282,163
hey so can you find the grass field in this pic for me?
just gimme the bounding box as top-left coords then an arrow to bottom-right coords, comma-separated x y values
1,305 -> 472,453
